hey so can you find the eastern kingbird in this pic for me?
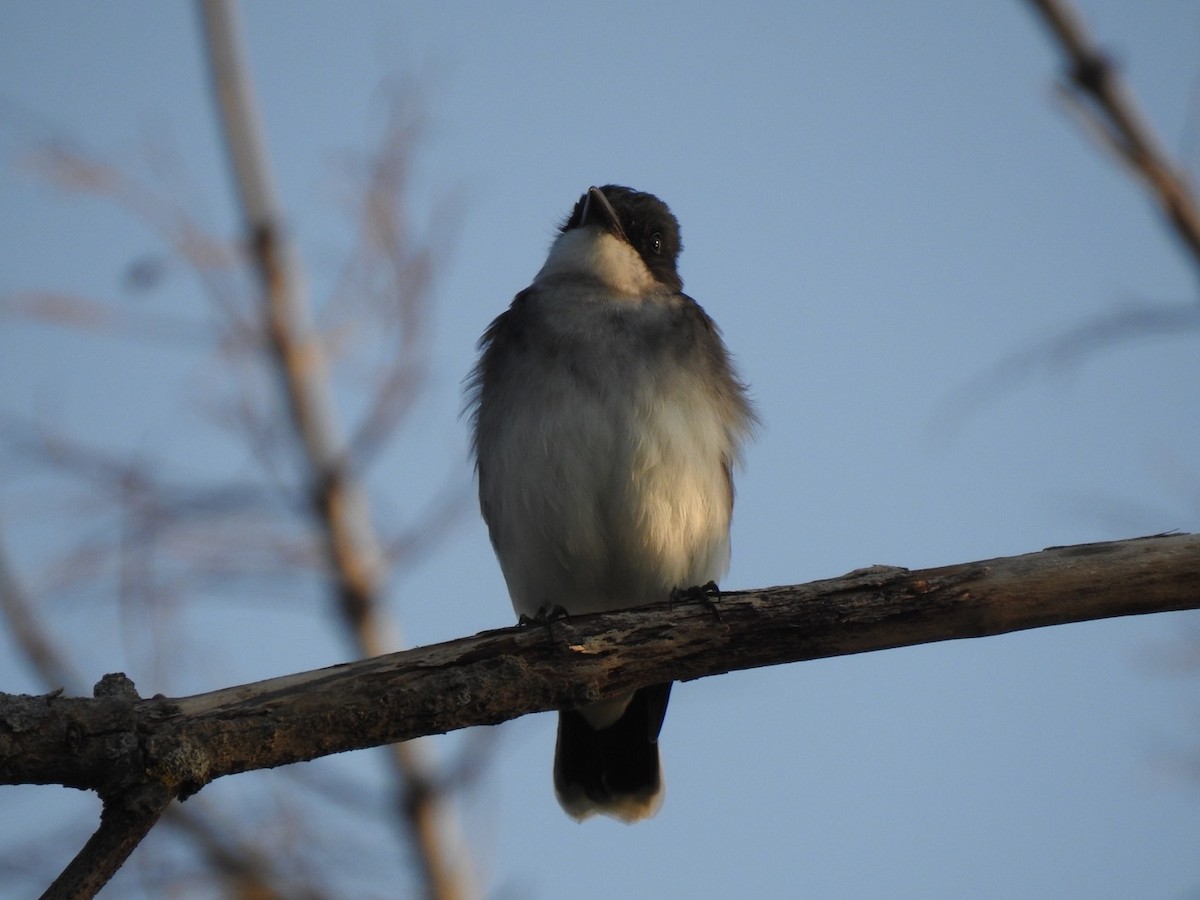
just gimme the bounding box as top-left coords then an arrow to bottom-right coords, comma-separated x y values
468,185 -> 756,822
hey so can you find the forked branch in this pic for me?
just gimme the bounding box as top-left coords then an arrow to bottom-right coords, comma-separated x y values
6,534 -> 1199,899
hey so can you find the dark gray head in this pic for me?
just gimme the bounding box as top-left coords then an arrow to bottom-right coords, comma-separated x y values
562,185 -> 683,292
538,185 -> 683,295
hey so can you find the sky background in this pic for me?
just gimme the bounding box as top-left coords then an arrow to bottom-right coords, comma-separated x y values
2,2 -> 1200,898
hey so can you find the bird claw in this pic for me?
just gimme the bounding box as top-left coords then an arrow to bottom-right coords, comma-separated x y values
669,581 -> 723,622
518,604 -> 570,628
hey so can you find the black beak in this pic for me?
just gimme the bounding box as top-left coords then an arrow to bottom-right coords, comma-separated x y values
580,186 -> 624,237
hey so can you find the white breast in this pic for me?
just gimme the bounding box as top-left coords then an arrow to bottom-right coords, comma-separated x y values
479,286 -> 734,617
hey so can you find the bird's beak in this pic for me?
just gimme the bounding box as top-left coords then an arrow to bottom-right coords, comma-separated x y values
580,186 -> 624,237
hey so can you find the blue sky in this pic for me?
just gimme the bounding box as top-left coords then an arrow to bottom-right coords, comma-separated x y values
2,2 -> 1200,898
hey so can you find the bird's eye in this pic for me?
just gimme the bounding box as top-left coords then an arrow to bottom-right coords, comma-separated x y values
650,233 -> 663,254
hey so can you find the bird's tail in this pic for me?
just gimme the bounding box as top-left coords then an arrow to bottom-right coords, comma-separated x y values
553,682 -> 672,823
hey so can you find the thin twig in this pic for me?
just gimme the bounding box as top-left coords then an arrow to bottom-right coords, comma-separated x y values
934,300 -> 1200,428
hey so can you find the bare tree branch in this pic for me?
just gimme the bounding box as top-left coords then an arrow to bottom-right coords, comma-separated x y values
1024,0 -> 1200,273
5,533 -> 1199,898
0,522 -> 320,900
196,3 -> 473,899
935,1 -> 1200,425
41,782 -> 174,900
3,7 -> 469,892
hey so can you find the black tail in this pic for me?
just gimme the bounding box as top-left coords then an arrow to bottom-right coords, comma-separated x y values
553,682 -> 672,822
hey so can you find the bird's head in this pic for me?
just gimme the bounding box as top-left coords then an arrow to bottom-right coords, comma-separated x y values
537,185 -> 683,295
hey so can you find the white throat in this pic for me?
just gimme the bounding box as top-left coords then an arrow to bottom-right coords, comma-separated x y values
534,227 -> 660,296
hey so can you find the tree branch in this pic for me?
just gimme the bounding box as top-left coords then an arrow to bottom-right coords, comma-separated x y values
1024,0 -> 1200,274
41,782 -> 173,900
0,522 -> 304,899
197,4 -> 472,898
6,535 -> 1197,806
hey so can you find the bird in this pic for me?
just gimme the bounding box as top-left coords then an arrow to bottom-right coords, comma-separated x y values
467,184 -> 756,822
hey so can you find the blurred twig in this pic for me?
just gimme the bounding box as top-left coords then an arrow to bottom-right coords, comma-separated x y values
0,291 -> 204,345
4,1 -> 470,894
197,3 -> 474,900
935,299 -> 1200,427
0,522 -> 79,691
1025,0 -> 1200,274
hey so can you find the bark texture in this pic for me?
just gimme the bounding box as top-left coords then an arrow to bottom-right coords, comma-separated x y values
4,534 -> 1197,804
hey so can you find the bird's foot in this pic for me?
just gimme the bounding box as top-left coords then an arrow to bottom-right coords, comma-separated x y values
518,604 -> 570,628
669,581 -> 723,622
